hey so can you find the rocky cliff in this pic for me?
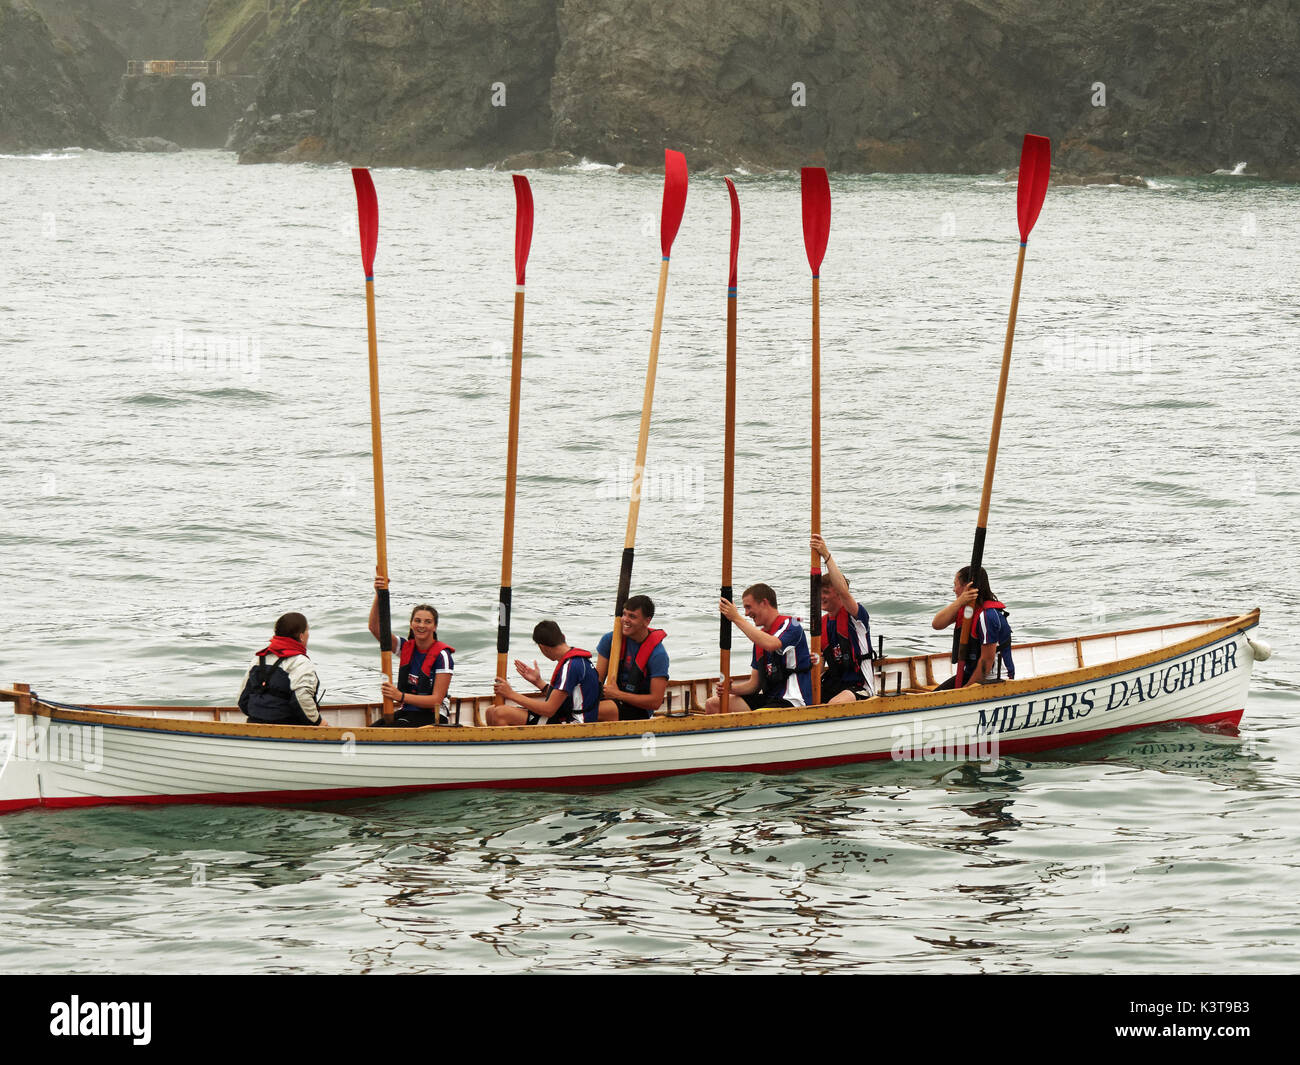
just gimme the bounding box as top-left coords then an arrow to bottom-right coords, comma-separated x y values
2,0 -> 252,151
26,0 -> 208,119
0,1 -> 112,150
5,0 -> 1300,176
231,0 -> 558,165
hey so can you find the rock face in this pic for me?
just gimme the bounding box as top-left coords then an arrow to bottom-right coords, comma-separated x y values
109,71 -> 257,147
0,1 -> 112,151
25,0 -> 209,121
6,0 -> 1300,176
230,0 -> 1300,177
232,0 -> 558,165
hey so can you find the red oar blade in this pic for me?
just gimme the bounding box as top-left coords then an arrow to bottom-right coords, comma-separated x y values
660,149 -> 689,258
512,174 -> 534,286
1016,134 -> 1051,243
725,177 -> 740,289
351,167 -> 378,278
800,167 -> 830,276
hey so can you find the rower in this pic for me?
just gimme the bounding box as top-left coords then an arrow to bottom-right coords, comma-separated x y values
931,565 -> 1015,689
811,534 -> 875,702
706,583 -> 812,713
595,594 -> 670,721
489,620 -> 602,725
368,572 -> 454,726
238,612 -> 324,725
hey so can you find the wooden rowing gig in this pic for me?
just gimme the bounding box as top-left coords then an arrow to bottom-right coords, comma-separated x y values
0,610 -> 1266,814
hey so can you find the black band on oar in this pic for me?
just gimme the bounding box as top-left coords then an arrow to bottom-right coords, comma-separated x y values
615,547 -> 634,619
377,587 -> 392,652
496,585 -> 512,654
970,526 -> 988,575
810,571 -> 822,642
720,584 -> 733,651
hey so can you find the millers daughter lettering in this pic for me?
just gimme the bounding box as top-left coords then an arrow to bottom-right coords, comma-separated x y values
977,641 -> 1237,736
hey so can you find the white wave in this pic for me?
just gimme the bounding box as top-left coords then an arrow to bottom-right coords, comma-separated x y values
0,151 -> 79,161
569,158 -> 623,173
1212,161 -> 1251,176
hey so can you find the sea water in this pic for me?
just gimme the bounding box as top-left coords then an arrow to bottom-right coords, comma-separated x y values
0,150 -> 1296,973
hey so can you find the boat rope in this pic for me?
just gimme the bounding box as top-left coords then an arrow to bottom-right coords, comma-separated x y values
34,695 -> 128,714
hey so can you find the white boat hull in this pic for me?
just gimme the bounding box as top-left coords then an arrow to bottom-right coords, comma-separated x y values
0,612 -> 1261,813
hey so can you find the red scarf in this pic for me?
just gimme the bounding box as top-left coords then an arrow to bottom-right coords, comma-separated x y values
259,635 -> 308,659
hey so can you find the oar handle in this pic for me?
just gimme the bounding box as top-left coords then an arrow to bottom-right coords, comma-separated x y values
958,241 -> 1027,687
496,287 -> 526,705
610,256 -> 672,670
809,274 -> 822,705
720,269 -> 737,714
364,278 -> 393,717
977,244 -> 1027,528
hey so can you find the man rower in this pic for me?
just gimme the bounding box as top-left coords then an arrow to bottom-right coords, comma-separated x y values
488,620 -> 602,725
595,594 -> 669,721
811,534 -> 875,702
706,583 -> 812,713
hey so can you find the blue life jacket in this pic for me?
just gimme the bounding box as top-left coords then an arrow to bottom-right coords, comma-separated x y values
951,600 -> 1015,680
822,607 -> 873,686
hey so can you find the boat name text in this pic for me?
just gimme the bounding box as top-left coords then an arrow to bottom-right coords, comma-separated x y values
977,641 -> 1238,736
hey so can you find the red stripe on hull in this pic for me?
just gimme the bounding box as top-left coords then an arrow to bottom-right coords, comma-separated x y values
5,709 -> 1245,814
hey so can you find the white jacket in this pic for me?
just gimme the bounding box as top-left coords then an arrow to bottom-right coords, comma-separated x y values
238,653 -> 323,725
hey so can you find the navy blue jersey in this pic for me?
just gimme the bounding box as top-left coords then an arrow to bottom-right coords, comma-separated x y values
752,615 -> 812,706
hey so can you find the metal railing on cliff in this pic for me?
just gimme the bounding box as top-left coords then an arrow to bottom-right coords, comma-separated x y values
126,60 -> 224,77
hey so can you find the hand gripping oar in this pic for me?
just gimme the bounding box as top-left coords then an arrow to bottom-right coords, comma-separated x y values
351,168 -> 394,720
719,177 -> 741,715
955,134 -> 1051,687
493,175 -> 533,721
606,150 -> 689,675
801,167 -> 830,705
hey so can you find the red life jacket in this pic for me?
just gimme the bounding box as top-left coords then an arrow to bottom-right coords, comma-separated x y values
951,601 -> 1014,677
398,637 -> 455,696
546,648 -> 596,725
822,607 -> 872,683
617,628 -> 668,694
550,647 -> 593,686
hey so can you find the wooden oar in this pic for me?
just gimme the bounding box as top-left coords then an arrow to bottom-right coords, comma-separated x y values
801,167 -> 830,705
955,134 -> 1051,686
351,167 -> 393,720
606,149 -> 689,674
494,175 -> 534,718
719,177 -> 741,716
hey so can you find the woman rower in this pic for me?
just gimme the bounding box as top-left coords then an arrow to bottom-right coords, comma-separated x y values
931,565 -> 1015,689
238,611 -> 324,725
368,572 -> 454,726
